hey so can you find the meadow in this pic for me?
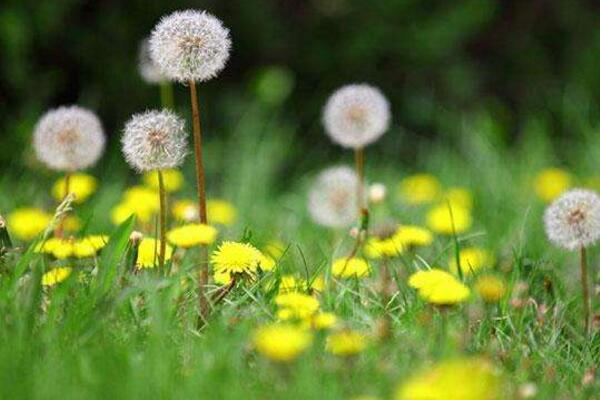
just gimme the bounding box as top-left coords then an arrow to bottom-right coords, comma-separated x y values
0,6 -> 599,400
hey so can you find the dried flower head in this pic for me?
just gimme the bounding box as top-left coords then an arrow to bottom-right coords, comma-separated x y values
544,189 -> 600,251
121,110 -> 188,172
323,84 -> 390,149
149,10 -> 231,83
138,38 -> 165,84
33,106 -> 105,171
308,166 -> 359,228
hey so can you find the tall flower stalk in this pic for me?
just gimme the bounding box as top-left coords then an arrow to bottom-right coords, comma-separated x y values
157,170 -> 168,270
544,188 -> 600,335
149,9 -> 231,320
121,110 -> 188,273
322,84 -> 390,256
323,84 -> 390,226
188,80 -> 208,224
32,106 -> 106,238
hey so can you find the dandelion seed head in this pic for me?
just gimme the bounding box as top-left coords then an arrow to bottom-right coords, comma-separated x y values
138,38 -> 165,84
308,166 -> 359,228
149,10 -> 231,83
33,106 -> 105,171
544,188 -> 600,251
121,110 -> 188,172
323,84 -> 390,149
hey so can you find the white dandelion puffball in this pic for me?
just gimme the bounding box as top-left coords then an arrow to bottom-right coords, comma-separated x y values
308,166 -> 359,228
33,106 -> 105,171
544,188 -> 600,251
323,84 -> 390,149
149,10 -> 231,83
138,38 -> 165,84
121,110 -> 188,172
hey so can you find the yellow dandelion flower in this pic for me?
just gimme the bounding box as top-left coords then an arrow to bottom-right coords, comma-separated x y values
211,241 -> 262,275
399,174 -> 441,205
111,201 -> 155,225
258,254 -> 276,271
7,208 -> 52,241
443,187 -> 473,209
312,312 -> 338,330
137,238 -> 173,268
172,199 -> 197,221
275,292 -> 320,320
73,235 -> 108,258
408,269 -> 455,289
277,275 -> 302,293
394,225 -> 434,248
111,185 -> 160,225
42,267 -> 72,287
207,199 -> 237,225
44,238 -> 74,259
307,274 -> 325,293
475,275 -> 507,303
422,279 -> 470,305
326,330 -> 367,356
37,235 -> 108,259
408,269 -> 470,305
253,324 -> 312,362
534,168 -> 572,202
365,236 -> 403,259
214,269 -> 232,286
332,257 -> 370,278
142,169 -> 184,193
52,173 -> 97,203
449,247 -> 493,276
426,204 -> 472,235
123,186 -> 160,210
395,357 -> 503,400
36,238 -> 73,259
167,223 -> 218,248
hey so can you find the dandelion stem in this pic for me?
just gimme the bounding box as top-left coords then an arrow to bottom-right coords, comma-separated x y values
55,171 -> 72,238
580,246 -> 591,335
345,148 -> 369,264
160,81 -> 174,110
158,170 -> 167,272
189,79 -> 209,323
354,147 -> 365,215
211,276 -> 236,306
189,80 -> 208,224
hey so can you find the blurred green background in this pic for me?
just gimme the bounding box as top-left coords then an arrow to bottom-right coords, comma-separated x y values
2,0 -> 600,175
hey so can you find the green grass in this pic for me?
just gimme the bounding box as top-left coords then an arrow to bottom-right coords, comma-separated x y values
0,103 -> 599,400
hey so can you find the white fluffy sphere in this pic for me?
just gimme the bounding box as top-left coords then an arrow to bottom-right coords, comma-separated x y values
149,10 -> 231,83
121,110 -> 188,172
544,189 -> 600,251
33,105 -> 105,171
308,166 -> 359,228
323,84 -> 390,149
